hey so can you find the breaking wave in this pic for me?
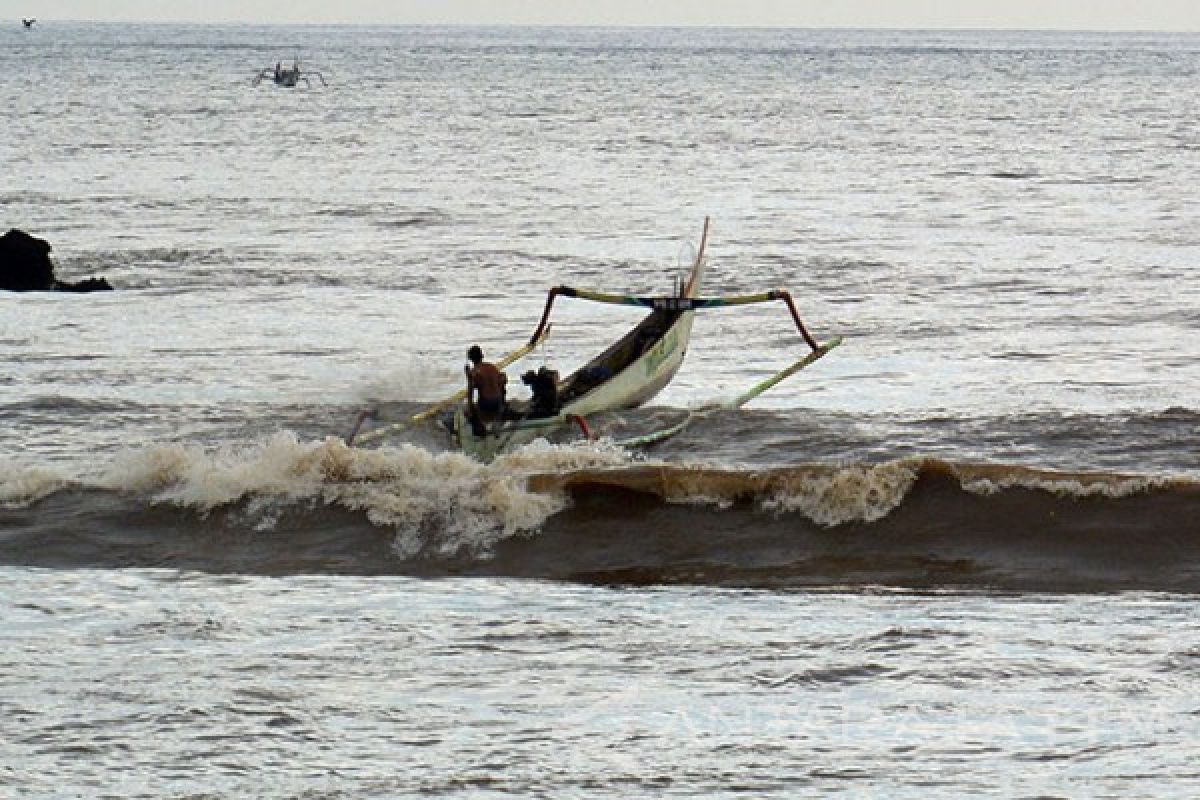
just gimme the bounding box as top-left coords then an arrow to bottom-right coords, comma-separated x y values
1,434 -> 1197,591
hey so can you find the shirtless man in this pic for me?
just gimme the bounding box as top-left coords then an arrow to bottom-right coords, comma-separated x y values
465,344 -> 506,433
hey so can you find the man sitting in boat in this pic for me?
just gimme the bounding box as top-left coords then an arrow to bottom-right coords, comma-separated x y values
522,366 -> 559,418
465,345 -> 507,434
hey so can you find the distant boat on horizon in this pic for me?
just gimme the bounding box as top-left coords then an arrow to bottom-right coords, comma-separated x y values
252,59 -> 328,89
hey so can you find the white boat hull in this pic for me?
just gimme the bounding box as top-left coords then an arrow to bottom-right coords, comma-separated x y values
453,309 -> 696,461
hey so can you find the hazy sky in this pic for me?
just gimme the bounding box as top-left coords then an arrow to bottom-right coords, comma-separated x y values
8,1 -> 1200,30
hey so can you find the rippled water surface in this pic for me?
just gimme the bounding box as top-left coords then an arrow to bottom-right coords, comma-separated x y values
4,570 -> 1200,798
2,22 -> 1199,796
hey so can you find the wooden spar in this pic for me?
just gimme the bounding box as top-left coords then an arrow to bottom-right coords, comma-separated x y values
615,336 -> 843,450
776,290 -> 820,351
530,288 -> 821,350
527,287 -> 565,346
727,335 -> 842,408
683,216 -> 709,296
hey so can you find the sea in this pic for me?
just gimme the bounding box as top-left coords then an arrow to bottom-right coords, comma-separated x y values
2,21 -> 1199,798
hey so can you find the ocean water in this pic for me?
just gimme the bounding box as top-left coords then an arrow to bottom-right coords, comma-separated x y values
2,22 -> 1199,797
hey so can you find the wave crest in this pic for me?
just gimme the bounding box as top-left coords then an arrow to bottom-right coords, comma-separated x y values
0,463 -> 71,508
761,461 -> 920,526
92,433 -> 634,557
530,459 -> 922,526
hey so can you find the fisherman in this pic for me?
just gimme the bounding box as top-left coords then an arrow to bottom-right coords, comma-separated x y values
465,344 -> 507,434
522,366 -> 559,418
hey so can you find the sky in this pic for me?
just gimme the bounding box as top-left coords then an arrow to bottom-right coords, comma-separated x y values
6,1 -> 1200,31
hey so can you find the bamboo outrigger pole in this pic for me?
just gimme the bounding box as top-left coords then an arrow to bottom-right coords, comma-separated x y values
527,288 -> 821,351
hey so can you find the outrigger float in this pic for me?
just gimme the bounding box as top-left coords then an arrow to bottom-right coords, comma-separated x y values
347,219 -> 842,460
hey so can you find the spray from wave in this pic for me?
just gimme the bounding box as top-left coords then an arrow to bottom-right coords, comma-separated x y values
80,432 -> 630,557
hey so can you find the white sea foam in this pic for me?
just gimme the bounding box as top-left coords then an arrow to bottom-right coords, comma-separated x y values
92,432 -> 637,559
959,472 -> 1169,499
494,437 -> 632,472
0,462 -> 72,508
761,461 -> 920,527
97,434 -> 328,508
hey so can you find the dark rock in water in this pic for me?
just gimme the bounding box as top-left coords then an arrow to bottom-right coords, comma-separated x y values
0,229 -> 54,290
55,276 -> 114,292
0,229 -> 113,292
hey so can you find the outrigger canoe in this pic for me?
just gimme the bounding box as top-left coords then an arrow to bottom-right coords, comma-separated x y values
347,218 -> 842,460
447,220 -> 712,461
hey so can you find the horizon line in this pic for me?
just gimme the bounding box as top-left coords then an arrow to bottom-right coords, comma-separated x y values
17,19 -> 1200,34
